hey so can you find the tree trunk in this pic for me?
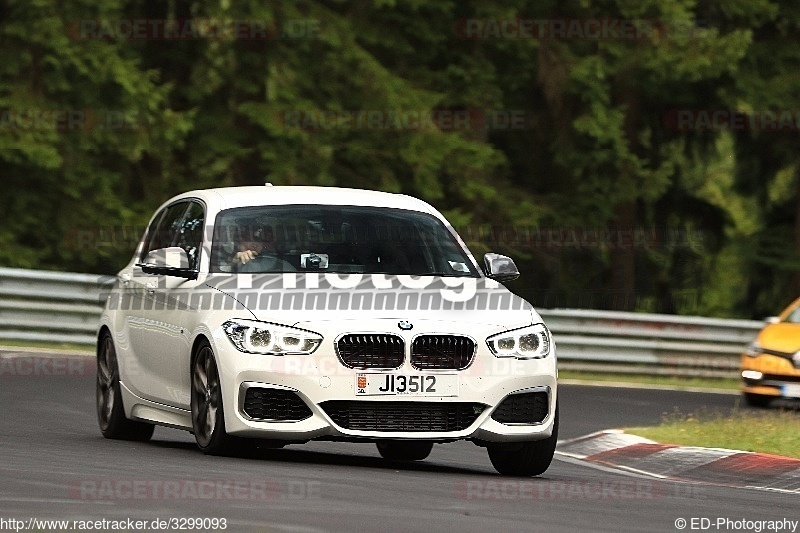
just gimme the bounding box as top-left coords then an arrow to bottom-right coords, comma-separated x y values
611,201 -> 637,311
791,170 -> 800,297
610,71 -> 641,312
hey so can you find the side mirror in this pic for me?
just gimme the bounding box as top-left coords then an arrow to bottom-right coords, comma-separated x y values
144,247 -> 189,269
140,247 -> 198,279
483,253 -> 520,282
765,316 -> 780,325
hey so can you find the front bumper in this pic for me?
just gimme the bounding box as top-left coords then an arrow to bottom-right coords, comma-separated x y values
740,353 -> 800,398
213,332 -> 558,443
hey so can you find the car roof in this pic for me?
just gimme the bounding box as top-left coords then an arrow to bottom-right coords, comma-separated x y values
166,185 -> 437,215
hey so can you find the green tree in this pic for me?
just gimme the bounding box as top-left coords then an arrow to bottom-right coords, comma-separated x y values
726,1 -> 800,317
0,0 -> 192,272
0,0 -> 795,320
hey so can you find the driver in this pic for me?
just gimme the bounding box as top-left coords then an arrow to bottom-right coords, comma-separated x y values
231,227 -> 275,267
230,226 -> 294,272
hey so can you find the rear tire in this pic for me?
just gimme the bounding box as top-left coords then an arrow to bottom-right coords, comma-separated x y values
376,441 -> 434,461
487,402 -> 558,476
96,331 -> 155,441
744,392 -> 772,408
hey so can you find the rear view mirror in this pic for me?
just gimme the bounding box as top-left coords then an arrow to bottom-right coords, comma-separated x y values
483,253 -> 520,282
301,253 -> 329,269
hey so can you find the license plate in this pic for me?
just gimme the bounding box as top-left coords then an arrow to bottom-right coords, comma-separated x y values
781,384 -> 800,398
355,373 -> 458,396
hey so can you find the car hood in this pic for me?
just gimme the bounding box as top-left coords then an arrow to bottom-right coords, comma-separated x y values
202,273 -> 536,328
758,322 -> 800,354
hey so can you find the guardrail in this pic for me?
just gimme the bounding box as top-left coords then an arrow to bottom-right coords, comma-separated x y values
542,309 -> 761,378
0,267 -> 763,377
0,267 -> 113,345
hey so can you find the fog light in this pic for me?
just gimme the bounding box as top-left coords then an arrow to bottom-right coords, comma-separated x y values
741,370 -> 763,380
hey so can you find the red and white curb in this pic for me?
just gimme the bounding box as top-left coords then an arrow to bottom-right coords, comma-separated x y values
557,430 -> 800,493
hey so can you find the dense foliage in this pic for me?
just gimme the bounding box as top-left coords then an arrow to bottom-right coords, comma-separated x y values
1,0 -> 797,318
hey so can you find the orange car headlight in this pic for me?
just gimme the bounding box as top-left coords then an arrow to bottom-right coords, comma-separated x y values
744,341 -> 762,357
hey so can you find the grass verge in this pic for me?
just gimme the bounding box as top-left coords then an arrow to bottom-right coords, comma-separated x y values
0,339 -> 94,353
559,370 -> 739,391
628,409 -> 800,459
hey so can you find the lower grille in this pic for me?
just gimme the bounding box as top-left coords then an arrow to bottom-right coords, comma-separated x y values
336,334 -> 405,369
319,401 -> 485,432
242,387 -> 313,421
491,391 -> 549,424
411,335 -> 475,370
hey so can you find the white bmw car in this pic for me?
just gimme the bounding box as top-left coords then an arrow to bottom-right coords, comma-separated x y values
97,185 -> 558,475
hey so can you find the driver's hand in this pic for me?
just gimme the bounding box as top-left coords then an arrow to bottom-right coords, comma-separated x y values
233,250 -> 257,265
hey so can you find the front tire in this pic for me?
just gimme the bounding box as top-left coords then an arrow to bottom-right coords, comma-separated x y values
487,403 -> 558,476
96,331 -> 154,441
191,341 -> 239,455
376,440 -> 433,461
743,392 -> 772,408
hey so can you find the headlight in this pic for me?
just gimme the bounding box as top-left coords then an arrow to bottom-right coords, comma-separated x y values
741,370 -> 763,380
223,319 -> 322,355
487,324 -> 551,359
744,341 -> 762,357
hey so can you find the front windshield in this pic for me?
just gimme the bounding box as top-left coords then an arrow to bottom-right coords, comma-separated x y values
210,205 -> 479,277
784,304 -> 800,324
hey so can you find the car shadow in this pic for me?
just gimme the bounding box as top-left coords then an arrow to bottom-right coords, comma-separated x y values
758,398 -> 800,411
145,438 -> 498,476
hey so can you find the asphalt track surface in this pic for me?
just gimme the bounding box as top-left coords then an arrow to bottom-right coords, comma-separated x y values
1,352 -> 797,533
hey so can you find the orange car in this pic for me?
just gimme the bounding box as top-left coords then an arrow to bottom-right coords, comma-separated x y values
741,296 -> 800,407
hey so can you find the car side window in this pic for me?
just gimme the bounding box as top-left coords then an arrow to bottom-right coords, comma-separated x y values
139,202 -> 189,263
176,201 -> 205,270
